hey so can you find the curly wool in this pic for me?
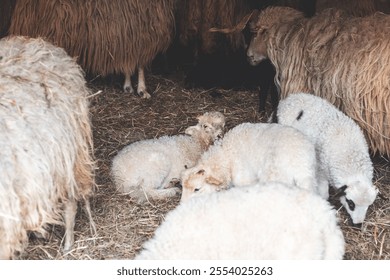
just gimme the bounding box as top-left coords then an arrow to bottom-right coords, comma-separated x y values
180,122 -> 320,202
275,93 -> 377,224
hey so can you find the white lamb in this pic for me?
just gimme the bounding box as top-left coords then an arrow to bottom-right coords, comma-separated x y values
275,93 -> 378,225
136,182 -> 345,260
181,122 -> 321,202
111,112 -> 225,203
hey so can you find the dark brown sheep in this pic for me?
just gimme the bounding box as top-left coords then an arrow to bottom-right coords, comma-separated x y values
9,0 -> 176,98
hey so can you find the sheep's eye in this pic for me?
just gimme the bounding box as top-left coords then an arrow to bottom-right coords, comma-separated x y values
346,198 -> 355,211
202,124 -> 209,129
194,188 -> 200,192
196,169 -> 205,175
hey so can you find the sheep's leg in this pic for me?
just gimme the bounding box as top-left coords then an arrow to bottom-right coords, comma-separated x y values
137,68 -> 151,99
269,84 -> 279,111
166,178 -> 181,189
63,199 -> 77,253
123,72 -> 134,94
84,197 -> 97,236
139,187 -> 180,204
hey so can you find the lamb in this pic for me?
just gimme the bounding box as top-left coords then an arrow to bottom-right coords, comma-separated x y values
111,112 -> 225,203
181,122 -> 321,202
136,182 -> 345,259
0,36 -> 95,259
8,0 -> 176,98
274,93 -> 378,225
246,6 -> 390,156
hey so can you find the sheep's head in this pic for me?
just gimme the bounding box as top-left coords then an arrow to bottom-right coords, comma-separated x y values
247,6 -> 304,66
185,111 -> 225,147
180,166 -> 228,203
335,182 -> 378,225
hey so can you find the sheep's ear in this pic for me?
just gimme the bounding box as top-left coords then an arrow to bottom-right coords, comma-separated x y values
205,176 -> 223,187
185,126 -> 198,135
196,115 -> 203,122
209,10 -> 258,34
334,185 -> 348,198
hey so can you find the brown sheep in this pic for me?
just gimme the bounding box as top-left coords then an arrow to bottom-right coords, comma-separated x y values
247,6 -> 390,156
8,0 -> 176,98
177,0 -> 250,55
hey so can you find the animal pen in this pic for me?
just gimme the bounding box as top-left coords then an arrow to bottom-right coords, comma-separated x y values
0,0 -> 389,260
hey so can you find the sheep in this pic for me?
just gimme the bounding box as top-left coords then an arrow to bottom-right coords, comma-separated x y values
0,36 -> 95,259
246,6 -> 390,156
181,122 -> 321,202
136,182 -> 345,260
177,0 -> 250,55
8,0 -> 176,98
274,93 -> 378,225
111,112 -> 225,204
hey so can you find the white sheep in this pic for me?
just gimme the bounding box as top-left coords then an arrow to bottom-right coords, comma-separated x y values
111,112 -> 225,203
181,122 -> 321,202
136,182 -> 345,260
275,93 -> 378,225
0,36 -> 95,259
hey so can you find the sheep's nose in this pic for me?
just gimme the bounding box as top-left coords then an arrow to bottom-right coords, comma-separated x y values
247,49 -> 253,59
352,223 -> 362,229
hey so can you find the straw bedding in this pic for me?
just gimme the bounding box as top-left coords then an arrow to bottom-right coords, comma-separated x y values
17,73 -> 389,260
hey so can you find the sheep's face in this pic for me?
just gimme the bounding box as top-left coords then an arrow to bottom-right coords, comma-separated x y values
185,112 -> 225,143
247,6 -> 304,66
246,8 -> 274,66
247,29 -> 268,66
338,182 -> 378,225
180,167 -> 227,202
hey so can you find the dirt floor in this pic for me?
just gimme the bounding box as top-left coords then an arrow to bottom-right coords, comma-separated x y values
22,72 -> 389,260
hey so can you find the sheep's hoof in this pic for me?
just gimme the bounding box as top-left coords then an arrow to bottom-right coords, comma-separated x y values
123,86 -> 134,94
167,179 -> 182,189
138,90 -> 151,99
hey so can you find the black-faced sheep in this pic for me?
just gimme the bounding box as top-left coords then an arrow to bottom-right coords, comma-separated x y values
111,112 -> 225,203
274,93 -> 378,225
247,6 -> 390,156
181,122 -> 320,202
0,36 -> 95,259
136,182 -> 345,259
8,0 -> 176,98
